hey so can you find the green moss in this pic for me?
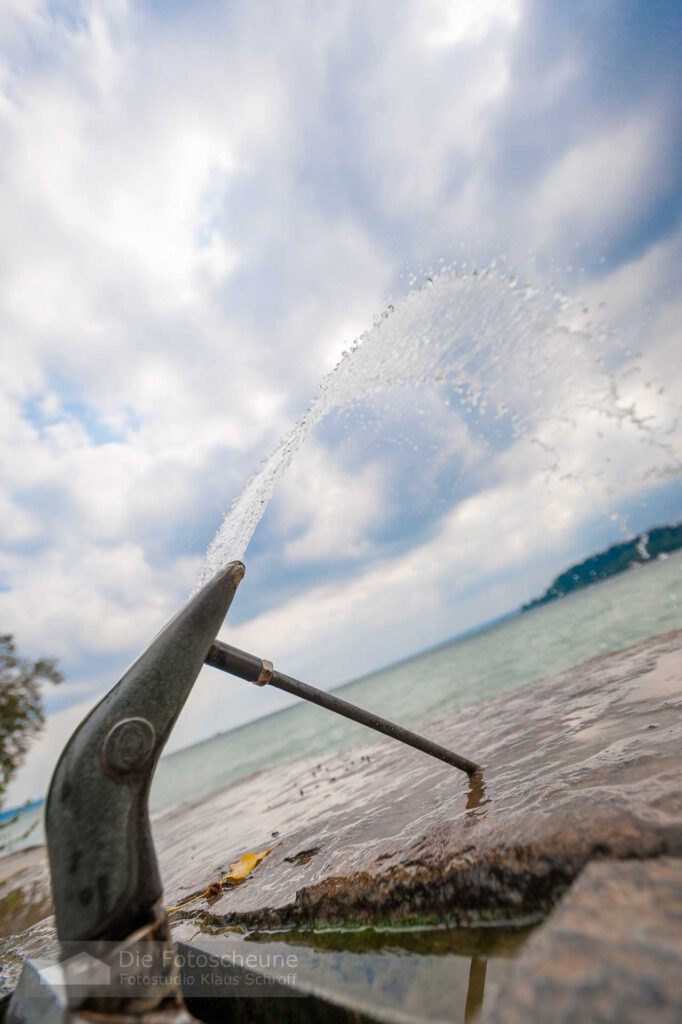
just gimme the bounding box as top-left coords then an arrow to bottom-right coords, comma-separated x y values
243,920 -> 535,958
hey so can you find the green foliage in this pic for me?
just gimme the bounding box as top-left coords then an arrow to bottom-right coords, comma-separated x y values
523,522 -> 682,612
0,634 -> 62,808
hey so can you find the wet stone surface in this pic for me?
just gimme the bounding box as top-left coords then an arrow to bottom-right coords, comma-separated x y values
0,846 -> 51,940
157,628 -> 682,931
484,857 -> 682,1024
0,628 -> 681,1008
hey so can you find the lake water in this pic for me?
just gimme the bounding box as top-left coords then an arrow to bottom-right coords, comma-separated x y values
2,552 -> 680,856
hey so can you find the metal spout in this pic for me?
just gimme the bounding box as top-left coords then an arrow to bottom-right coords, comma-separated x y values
45,562 -> 244,945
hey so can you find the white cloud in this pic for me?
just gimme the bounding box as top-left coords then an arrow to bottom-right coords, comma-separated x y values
0,540 -> 196,660
351,1 -> 519,222
217,411 -> 673,693
419,0 -> 520,49
278,441 -> 385,564
526,109 -> 674,256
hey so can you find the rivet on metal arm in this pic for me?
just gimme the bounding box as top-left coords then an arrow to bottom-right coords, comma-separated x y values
255,659 -> 273,686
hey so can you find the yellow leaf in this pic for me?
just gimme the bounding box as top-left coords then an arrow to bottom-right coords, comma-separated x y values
166,847 -> 273,914
221,848 -> 271,885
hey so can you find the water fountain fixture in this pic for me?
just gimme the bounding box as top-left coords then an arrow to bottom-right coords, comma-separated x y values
4,562 -> 479,1023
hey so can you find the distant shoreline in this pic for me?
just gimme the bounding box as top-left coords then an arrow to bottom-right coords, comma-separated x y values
522,522 -> 682,612
0,798 -> 43,822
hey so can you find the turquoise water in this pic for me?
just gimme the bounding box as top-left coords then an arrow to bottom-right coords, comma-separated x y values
2,553 -> 681,855
153,551 -> 681,812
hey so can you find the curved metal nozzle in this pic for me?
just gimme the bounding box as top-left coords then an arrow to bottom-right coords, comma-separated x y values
45,561 -> 244,946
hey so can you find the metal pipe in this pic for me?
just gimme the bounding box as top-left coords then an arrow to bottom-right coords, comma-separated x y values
205,640 -> 481,776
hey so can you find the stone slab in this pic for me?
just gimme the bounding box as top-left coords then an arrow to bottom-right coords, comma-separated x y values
1,628 -> 681,1003
484,857 -> 682,1024
158,628 -> 682,930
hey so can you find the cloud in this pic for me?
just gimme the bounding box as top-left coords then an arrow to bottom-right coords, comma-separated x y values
277,440 -> 386,564
419,0 -> 520,49
220,396 -> 677,685
526,111 -> 671,255
0,539 -> 196,662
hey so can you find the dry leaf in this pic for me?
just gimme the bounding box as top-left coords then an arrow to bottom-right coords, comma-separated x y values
221,848 -> 271,885
166,847 -> 272,914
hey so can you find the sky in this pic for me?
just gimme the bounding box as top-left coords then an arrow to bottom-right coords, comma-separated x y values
1,0 -> 681,806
